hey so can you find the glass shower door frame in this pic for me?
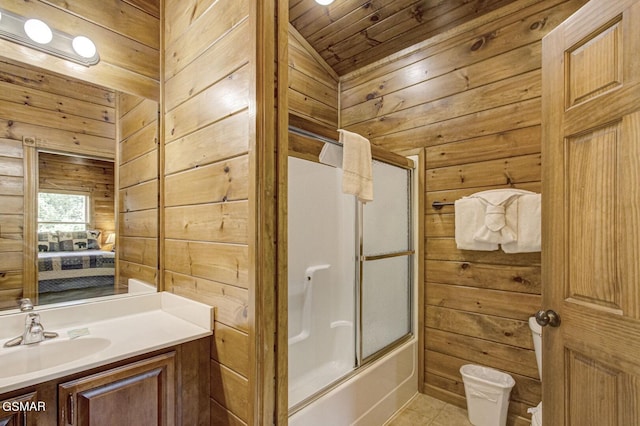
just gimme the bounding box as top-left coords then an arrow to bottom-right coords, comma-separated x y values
355,163 -> 414,367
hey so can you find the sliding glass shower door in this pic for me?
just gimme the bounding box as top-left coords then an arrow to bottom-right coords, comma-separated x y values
360,160 -> 413,360
288,155 -> 413,410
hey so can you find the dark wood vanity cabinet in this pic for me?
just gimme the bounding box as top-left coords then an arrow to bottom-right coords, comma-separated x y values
59,352 -> 175,425
0,337 -> 209,426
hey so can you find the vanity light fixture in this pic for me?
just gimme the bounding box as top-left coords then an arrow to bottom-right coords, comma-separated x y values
0,8 -> 99,66
315,0 -> 335,5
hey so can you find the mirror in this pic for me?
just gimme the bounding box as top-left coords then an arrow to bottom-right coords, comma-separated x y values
0,56 -> 159,311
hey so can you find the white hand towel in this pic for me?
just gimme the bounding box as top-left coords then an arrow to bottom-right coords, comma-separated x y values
339,129 -> 373,203
455,197 -> 500,251
502,193 -> 541,253
319,143 -> 343,168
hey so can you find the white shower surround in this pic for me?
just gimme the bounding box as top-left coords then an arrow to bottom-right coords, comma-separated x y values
288,157 -> 356,408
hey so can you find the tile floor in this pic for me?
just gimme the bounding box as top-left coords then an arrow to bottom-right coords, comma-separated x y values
385,393 -> 473,426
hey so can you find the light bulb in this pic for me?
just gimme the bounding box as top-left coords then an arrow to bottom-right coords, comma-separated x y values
24,19 -> 52,44
72,36 -> 97,58
315,0 -> 334,5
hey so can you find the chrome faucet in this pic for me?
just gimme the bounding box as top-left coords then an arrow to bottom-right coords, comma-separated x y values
19,298 -> 34,311
3,298 -> 59,347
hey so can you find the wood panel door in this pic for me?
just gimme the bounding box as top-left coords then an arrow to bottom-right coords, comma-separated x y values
542,0 -> 640,425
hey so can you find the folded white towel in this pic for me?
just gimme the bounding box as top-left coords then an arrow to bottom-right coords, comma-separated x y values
455,189 -> 536,251
339,129 -> 373,203
455,197 -> 500,251
502,193 -> 541,253
471,189 -> 531,245
319,143 -> 343,168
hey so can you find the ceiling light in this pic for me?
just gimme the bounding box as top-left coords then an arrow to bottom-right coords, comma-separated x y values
24,19 -> 52,44
315,0 -> 335,5
0,8 -> 99,66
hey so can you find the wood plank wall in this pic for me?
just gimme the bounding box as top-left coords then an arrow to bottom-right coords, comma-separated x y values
163,0 -> 252,423
39,153 -> 115,242
339,0 -> 587,423
288,25 -> 339,129
0,59 -> 116,308
0,0 -> 160,100
117,93 -> 159,290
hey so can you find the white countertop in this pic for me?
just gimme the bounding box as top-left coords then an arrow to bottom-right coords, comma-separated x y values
0,292 -> 213,394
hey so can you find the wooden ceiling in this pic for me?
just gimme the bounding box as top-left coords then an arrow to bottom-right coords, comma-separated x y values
290,0 -> 520,75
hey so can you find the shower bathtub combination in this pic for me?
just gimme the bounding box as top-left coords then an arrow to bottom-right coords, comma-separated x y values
288,151 -> 418,425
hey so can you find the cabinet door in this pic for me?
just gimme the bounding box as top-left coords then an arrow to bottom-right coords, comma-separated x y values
0,392 -> 38,426
58,352 -> 175,426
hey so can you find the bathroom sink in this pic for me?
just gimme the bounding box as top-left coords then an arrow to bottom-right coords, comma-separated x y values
0,337 -> 111,379
0,291 -> 213,394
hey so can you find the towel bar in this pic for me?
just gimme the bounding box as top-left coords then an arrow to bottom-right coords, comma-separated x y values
432,200 -> 455,210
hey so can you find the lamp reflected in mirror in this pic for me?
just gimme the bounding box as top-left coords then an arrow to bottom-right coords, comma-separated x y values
105,233 -> 115,252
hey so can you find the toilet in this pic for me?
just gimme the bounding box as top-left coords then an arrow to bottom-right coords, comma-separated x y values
528,317 -> 543,426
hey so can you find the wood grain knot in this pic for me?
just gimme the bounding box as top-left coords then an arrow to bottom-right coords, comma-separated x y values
529,18 -> 548,31
470,32 -> 496,52
411,5 -> 424,23
471,38 -> 485,51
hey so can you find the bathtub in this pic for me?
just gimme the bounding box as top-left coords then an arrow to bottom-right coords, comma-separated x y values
289,337 -> 418,426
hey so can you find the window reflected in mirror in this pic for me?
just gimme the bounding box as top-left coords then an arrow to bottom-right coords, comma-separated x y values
38,191 -> 90,232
